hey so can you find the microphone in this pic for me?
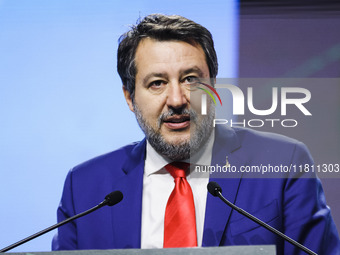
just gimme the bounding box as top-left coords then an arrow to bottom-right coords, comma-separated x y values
207,182 -> 317,255
0,190 -> 123,253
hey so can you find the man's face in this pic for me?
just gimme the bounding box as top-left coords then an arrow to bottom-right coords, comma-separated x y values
123,38 -> 214,160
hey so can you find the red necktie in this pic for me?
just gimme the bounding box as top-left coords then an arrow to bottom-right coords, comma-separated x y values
163,162 -> 197,248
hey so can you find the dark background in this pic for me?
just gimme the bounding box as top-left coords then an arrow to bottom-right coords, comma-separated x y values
239,0 -> 340,231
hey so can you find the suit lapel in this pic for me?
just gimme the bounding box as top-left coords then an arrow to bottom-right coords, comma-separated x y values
110,139 -> 146,249
202,126 -> 243,247
109,126 -> 245,248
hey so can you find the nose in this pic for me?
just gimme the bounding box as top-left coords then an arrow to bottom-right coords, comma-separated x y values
166,82 -> 188,109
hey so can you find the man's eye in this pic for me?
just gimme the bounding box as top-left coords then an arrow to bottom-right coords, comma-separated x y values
184,76 -> 199,84
149,80 -> 165,88
183,76 -> 201,90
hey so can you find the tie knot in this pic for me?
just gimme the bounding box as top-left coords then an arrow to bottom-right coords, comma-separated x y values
165,162 -> 190,179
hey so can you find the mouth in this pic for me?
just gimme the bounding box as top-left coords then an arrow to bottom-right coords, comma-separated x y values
162,115 -> 190,130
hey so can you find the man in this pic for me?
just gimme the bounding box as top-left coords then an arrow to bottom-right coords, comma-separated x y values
52,14 -> 340,254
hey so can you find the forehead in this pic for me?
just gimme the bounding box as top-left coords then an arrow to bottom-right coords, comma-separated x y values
134,38 -> 209,77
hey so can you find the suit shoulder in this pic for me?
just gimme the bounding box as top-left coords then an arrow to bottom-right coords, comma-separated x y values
230,127 -> 312,163
70,140 -> 144,175
228,127 -> 314,177
233,127 -> 303,147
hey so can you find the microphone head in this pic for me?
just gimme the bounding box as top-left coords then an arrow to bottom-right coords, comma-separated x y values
104,191 -> 123,206
207,181 -> 222,197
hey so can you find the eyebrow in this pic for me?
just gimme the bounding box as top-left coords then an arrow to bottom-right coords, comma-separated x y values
180,66 -> 205,77
143,73 -> 168,85
142,66 -> 205,85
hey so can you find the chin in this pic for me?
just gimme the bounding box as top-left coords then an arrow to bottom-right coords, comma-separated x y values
164,136 -> 190,146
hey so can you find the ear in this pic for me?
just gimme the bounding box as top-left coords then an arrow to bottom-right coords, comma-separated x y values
123,86 -> 135,112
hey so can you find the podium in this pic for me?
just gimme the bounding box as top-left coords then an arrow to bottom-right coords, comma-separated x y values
8,246 -> 276,255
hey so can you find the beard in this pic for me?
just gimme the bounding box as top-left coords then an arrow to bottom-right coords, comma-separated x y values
133,102 -> 215,161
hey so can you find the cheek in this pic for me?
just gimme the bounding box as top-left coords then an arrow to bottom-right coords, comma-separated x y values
134,92 -> 166,118
190,90 -> 205,113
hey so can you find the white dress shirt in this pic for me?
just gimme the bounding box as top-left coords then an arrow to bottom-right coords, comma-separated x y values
141,131 -> 214,248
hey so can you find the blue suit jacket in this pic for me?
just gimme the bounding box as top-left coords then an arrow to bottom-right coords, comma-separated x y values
52,126 -> 340,254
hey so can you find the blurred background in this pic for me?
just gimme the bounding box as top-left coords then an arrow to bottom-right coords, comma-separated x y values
237,0 -> 340,237
0,0 -> 237,252
0,0 -> 339,252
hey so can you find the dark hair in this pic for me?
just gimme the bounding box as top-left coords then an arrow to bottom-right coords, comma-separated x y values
117,14 -> 218,98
